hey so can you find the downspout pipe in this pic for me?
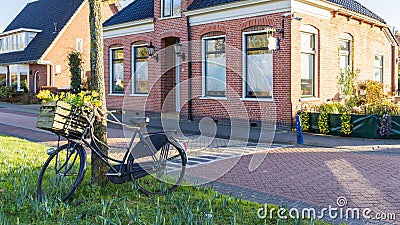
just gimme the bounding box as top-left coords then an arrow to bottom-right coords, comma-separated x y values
186,16 -> 193,121
392,45 -> 396,93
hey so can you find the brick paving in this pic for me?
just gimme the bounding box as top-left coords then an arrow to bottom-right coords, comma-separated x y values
1,102 -> 399,224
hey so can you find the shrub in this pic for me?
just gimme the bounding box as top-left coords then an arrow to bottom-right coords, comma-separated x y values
339,67 -> 359,98
0,86 -> 17,99
299,111 -> 310,131
68,51 -> 83,94
340,111 -> 352,135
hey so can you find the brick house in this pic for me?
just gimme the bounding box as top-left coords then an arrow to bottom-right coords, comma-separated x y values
103,0 -> 399,128
0,0 -> 117,93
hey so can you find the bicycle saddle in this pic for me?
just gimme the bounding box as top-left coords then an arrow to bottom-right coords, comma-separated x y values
129,117 -> 150,127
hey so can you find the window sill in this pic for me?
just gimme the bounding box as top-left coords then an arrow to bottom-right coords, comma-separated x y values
108,93 -> 124,96
130,93 -> 148,97
200,96 -> 228,101
300,97 -> 320,102
241,98 -> 274,102
158,15 -> 181,21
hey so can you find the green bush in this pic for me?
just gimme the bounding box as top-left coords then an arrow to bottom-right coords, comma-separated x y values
68,51 -> 83,94
0,86 -> 17,99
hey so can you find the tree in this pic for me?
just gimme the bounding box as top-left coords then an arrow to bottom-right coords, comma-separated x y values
88,0 -> 118,185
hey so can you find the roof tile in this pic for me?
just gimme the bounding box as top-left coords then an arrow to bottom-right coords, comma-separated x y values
103,0 -> 154,27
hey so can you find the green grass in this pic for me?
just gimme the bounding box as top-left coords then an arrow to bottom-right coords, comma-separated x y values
0,135 -> 335,225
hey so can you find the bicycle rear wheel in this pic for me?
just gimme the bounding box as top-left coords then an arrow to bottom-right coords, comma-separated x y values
37,142 -> 86,202
131,137 -> 187,195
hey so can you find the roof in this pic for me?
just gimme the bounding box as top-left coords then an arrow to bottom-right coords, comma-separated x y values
103,0 -> 154,27
188,0 -> 246,11
326,0 -> 385,23
0,0 -> 85,64
188,0 -> 385,23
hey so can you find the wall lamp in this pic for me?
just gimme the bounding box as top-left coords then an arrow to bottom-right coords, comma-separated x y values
174,40 -> 185,61
277,13 -> 303,39
147,42 -> 158,62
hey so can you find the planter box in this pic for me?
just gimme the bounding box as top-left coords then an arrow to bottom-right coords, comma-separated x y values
306,113 -> 400,139
36,101 -> 87,139
309,113 -> 320,133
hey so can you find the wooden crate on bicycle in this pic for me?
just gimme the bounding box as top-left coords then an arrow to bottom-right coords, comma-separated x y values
36,101 -> 87,139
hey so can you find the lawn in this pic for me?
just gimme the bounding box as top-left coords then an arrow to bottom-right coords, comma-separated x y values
0,135 -> 334,224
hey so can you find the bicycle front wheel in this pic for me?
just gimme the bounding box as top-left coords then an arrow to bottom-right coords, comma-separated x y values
37,143 -> 86,202
132,137 -> 187,195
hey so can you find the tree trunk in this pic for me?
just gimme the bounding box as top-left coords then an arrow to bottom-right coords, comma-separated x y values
89,0 -> 109,185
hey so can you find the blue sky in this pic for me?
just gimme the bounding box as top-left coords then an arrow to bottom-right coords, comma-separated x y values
0,0 -> 398,32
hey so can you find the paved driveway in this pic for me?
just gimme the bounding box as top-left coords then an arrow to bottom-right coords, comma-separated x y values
0,104 -> 399,224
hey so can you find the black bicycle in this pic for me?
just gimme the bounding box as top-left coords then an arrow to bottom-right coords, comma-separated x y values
36,101 -> 187,202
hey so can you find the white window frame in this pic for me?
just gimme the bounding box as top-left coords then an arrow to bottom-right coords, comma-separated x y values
300,25 -> 318,98
374,54 -> 384,83
9,64 -> 29,91
76,38 -> 83,53
241,30 -> 274,102
161,0 -> 181,19
131,44 -> 149,96
339,34 -> 352,73
201,35 -> 227,99
109,47 -> 124,95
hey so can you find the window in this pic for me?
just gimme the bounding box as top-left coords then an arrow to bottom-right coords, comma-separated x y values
0,29 -> 39,54
110,48 -> 124,94
76,38 -> 83,53
374,55 -> 383,83
9,65 -> 29,91
132,45 -> 149,94
0,74 -> 6,86
11,73 -> 17,88
340,39 -> 351,75
300,30 -> 317,97
162,0 -> 180,17
0,66 -> 6,86
244,32 -> 273,98
203,36 -> 226,97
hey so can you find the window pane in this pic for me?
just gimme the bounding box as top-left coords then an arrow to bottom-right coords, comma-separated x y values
247,33 -> 268,49
163,0 -> 171,17
340,55 -> 349,74
206,38 -> 225,52
173,0 -> 180,16
374,55 -> 383,82
0,74 -> 6,86
204,38 -> 226,97
205,53 -> 226,96
301,33 -> 314,51
112,49 -> 124,93
136,46 -> 148,58
340,40 -> 349,51
20,72 -> 28,90
11,73 -> 17,89
246,51 -> 273,98
301,53 -> 314,96
134,46 -> 148,94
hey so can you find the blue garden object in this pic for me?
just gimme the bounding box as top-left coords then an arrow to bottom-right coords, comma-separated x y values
296,115 -> 304,144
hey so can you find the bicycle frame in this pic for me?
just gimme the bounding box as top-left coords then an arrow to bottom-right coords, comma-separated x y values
64,108 -> 172,178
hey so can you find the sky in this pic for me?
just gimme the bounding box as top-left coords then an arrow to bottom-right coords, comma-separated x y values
0,0 -> 398,33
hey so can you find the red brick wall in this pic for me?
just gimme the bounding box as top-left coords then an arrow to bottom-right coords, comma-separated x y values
104,2 -> 396,129
28,64 -> 48,91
